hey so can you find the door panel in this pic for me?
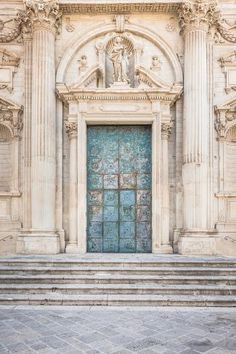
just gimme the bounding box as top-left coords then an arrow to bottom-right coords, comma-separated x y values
87,125 -> 152,253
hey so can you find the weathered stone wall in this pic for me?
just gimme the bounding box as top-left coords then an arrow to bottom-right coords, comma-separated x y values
0,0 -> 235,255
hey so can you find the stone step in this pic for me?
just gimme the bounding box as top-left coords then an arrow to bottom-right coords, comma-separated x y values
0,266 -> 235,276
0,274 -> 236,285
0,283 -> 235,295
0,259 -> 235,268
0,293 -> 235,307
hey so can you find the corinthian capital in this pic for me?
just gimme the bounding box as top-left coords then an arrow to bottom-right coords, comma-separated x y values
178,0 -> 219,33
24,0 -> 61,33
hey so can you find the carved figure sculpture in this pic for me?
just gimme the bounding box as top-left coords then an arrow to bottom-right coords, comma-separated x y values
150,56 -> 161,71
110,36 -> 129,83
78,55 -> 88,75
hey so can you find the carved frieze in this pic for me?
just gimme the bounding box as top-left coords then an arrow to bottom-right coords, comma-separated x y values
219,52 -> 236,94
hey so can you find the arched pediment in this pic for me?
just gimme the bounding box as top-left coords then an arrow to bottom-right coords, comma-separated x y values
56,22 -> 183,85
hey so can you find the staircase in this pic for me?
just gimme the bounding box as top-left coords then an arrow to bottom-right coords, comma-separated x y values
0,254 -> 236,306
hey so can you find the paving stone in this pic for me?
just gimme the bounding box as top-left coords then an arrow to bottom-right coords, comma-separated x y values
0,307 -> 235,354
187,338 -> 214,353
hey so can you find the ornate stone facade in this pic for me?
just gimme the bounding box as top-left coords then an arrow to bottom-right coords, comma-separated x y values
0,0 -> 236,256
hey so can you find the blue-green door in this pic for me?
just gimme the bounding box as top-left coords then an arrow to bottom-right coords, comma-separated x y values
87,126 -> 152,253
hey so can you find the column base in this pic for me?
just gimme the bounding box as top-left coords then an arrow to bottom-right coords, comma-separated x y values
17,230 -> 60,254
65,243 -> 82,254
178,230 -> 217,256
152,244 -> 173,254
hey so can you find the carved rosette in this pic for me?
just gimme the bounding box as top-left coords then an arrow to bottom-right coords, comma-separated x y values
161,122 -> 173,140
178,0 -> 218,33
65,121 -> 77,139
24,0 -> 61,34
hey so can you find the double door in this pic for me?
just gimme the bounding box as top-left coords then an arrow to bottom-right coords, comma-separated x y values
87,125 -> 152,253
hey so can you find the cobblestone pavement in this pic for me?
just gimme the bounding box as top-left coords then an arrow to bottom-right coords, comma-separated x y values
0,306 -> 235,354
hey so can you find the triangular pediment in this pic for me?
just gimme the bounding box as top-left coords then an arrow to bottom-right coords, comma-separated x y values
0,49 -> 20,67
0,96 -> 22,111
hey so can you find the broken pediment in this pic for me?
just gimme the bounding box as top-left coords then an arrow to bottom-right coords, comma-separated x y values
215,96 -> 236,139
0,96 -> 23,137
0,48 -> 20,92
135,66 -> 172,90
219,51 -> 236,94
0,49 -> 20,67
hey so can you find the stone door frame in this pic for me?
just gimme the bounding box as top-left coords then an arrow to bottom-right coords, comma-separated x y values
57,87 -> 180,254
78,111 -> 158,253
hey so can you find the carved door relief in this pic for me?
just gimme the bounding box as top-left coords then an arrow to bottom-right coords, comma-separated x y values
87,125 -> 152,253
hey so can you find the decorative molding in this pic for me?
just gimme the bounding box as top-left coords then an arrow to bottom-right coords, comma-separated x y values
215,97 -> 236,139
178,0 -> 219,34
0,97 -> 23,137
161,121 -> 173,139
59,3 -> 179,15
113,14 -> 129,33
219,51 -> 236,94
24,0 -> 62,34
65,120 -> 77,138
57,84 -> 182,105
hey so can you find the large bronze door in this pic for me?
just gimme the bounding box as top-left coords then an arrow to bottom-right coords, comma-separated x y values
87,125 -> 152,253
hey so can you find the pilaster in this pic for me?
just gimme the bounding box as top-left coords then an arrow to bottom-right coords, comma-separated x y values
65,121 -> 79,253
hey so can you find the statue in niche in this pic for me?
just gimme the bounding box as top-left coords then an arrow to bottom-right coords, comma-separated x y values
110,36 -> 130,83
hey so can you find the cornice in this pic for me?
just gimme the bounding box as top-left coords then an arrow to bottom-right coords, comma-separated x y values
56,84 -> 182,104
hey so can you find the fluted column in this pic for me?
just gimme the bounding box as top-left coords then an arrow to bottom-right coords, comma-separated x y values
160,122 -> 173,253
178,0 -> 217,252
22,0 -> 61,253
65,121 -> 78,253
